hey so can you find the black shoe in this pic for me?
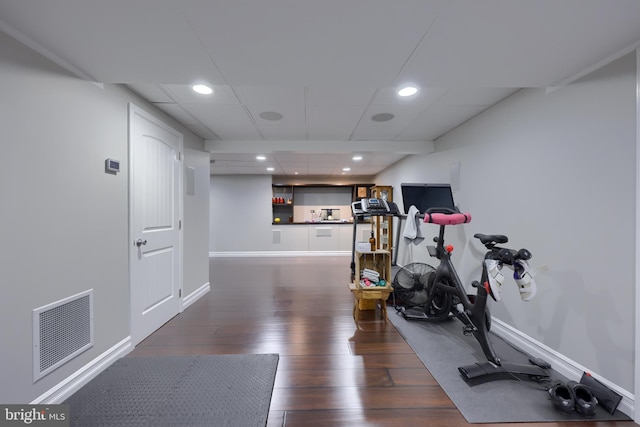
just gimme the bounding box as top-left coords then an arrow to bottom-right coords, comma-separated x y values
568,380 -> 598,418
549,383 -> 574,415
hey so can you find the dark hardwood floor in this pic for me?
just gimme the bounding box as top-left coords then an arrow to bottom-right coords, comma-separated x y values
129,256 -> 634,427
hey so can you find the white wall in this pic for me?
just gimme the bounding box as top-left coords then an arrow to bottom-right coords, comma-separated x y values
378,53 -> 636,392
210,175 -> 274,252
0,31 -> 209,403
183,149 -> 211,297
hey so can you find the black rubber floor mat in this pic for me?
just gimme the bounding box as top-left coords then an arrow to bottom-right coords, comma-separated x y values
64,354 -> 279,427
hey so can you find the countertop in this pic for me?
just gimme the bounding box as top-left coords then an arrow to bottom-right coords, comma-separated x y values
271,221 -> 355,225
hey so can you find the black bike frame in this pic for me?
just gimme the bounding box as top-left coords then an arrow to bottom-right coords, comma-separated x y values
425,224 -> 501,365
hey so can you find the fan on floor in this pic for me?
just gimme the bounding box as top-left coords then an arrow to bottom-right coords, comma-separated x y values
393,263 -> 437,307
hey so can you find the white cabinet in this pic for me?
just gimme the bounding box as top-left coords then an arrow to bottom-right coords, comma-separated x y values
271,223 -> 367,252
272,225 -> 309,251
308,226 -> 340,251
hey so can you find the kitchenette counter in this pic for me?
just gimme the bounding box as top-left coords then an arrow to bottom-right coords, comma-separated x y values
270,221 -> 372,252
272,221 -> 356,225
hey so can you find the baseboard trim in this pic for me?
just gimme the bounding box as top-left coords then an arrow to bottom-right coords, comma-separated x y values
491,318 -> 634,418
182,282 -> 210,311
209,251 -> 351,257
31,336 -> 133,404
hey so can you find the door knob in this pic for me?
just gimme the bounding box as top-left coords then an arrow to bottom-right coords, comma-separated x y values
135,239 -> 147,247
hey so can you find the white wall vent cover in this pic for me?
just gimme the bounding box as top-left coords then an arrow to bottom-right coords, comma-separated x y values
33,289 -> 94,381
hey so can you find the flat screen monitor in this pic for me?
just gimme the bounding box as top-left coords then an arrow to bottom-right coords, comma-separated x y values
401,183 -> 455,214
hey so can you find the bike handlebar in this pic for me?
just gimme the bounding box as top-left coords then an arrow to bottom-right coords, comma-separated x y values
418,209 -> 472,225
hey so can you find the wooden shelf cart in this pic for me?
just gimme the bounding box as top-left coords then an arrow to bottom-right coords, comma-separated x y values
348,249 -> 393,321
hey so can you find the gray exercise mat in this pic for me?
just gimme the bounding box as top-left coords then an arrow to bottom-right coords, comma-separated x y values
388,311 -> 629,423
64,354 -> 279,427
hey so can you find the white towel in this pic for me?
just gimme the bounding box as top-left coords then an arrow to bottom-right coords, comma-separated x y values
403,205 -> 424,244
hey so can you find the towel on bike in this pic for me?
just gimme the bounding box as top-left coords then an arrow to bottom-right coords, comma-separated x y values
403,205 -> 424,244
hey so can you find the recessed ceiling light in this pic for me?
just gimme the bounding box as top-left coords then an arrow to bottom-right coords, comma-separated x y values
267,167 -> 275,171
371,113 -> 395,122
342,167 -> 351,171
256,155 -> 266,161
398,86 -> 418,97
259,111 -> 283,121
352,155 -> 363,161
192,84 -> 213,95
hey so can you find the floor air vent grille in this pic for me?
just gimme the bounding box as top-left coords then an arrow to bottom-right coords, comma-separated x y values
33,289 -> 93,381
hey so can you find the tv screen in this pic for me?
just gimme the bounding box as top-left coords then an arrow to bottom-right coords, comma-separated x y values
401,183 -> 455,214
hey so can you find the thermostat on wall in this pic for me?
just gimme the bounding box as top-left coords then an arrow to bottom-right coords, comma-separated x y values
105,158 -> 120,174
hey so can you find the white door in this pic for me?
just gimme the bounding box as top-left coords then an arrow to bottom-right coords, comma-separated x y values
129,104 -> 182,345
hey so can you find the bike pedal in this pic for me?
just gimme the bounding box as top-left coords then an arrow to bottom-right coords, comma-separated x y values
463,325 -> 476,335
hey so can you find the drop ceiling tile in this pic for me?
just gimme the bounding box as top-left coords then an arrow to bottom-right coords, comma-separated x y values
307,166 -> 338,175
351,105 -> 424,140
181,104 -> 261,140
396,0 -> 640,87
435,88 -> 518,106
279,171 -> 304,177
365,105 -> 424,125
212,153 -> 268,162
257,126 -> 307,140
396,105 -> 490,141
306,87 -> 377,106
236,86 -> 305,106
152,103 -> 200,126
1,2 -> 228,84
185,0 -> 443,86
306,105 -> 366,140
162,84 -> 241,104
350,128 -> 402,141
247,100 -> 307,139
395,124 -> 451,142
371,87 -> 448,106
278,163 -> 310,175
273,152 -> 309,162
127,84 -> 173,103
247,101 -> 305,125
309,153 -> 350,163
210,164 -> 276,175
185,124 -> 220,141
276,160 -> 309,169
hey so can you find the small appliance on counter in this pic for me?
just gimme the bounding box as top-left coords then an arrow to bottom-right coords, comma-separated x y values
320,208 -> 340,222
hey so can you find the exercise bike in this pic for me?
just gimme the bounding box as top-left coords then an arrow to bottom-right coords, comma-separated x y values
399,207 -> 549,385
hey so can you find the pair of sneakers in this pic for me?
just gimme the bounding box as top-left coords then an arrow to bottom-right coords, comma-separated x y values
485,259 -> 537,302
549,381 -> 598,417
